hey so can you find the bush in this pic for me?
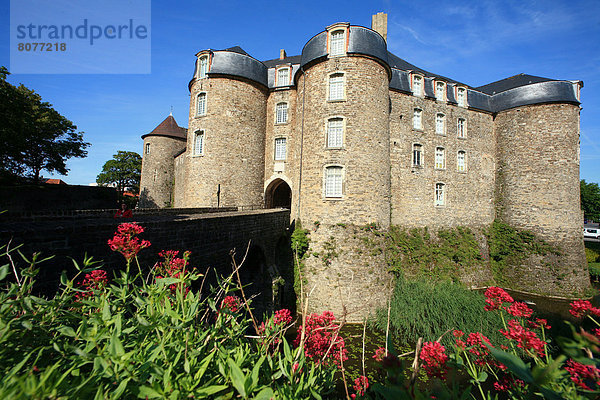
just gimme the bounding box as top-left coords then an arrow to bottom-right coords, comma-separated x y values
585,241 -> 600,263
374,277 -> 504,347
0,223 -> 338,399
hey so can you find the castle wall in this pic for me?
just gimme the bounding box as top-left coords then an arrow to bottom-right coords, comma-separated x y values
139,136 -> 186,208
495,103 -> 588,294
183,77 -> 268,208
389,92 -> 496,227
296,56 -> 391,228
173,152 -> 186,207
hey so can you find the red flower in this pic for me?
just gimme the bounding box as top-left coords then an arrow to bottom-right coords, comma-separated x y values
484,287 -> 514,311
373,347 -> 387,362
294,311 -> 347,367
527,318 -> 551,330
569,300 -> 600,318
353,375 -> 369,396
500,319 -> 546,358
564,359 -> 600,390
274,309 -> 292,325
108,223 -> 150,262
419,341 -> 448,379
221,295 -> 242,313
76,269 -> 109,300
452,329 -> 464,338
506,302 -> 533,318
493,375 -> 526,392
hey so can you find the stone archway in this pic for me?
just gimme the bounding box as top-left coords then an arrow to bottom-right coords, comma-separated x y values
265,178 -> 292,209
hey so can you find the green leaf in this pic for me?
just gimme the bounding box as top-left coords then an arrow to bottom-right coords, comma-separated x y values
184,358 -> 190,374
137,386 -> 162,399
195,385 -> 228,397
58,326 -> 77,337
485,343 -> 533,383
109,329 -> 125,357
227,358 -> 247,397
0,264 -> 9,281
111,378 -> 129,399
60,270 -> 68,286
194,351 -> 215,382
20,320 -> 32,330
477,370 -> 488,383
102,300 -> 111,321
252,387 -> 274,400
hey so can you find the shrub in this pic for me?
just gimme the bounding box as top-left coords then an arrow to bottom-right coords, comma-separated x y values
0,223 -> 338,399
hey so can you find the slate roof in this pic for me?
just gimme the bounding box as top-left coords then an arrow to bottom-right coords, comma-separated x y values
262,55 -> 302,68
475,74 -> 556,95
142,115 -> 187,140
222,46 -> 250,56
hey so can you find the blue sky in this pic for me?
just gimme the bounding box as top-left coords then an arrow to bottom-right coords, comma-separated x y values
1,0 -> 599,185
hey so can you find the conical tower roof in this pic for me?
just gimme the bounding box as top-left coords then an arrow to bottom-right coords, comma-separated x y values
141,114 -> 187,140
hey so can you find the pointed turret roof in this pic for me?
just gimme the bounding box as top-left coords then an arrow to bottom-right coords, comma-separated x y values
141,114 -> 187,140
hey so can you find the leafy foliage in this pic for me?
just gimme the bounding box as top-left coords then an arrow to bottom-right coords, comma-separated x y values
291,220 -> 310,297
581,180 -> 600,221
487,220 -> 559,284
0,225 -> 338,399
0,67 -> 89,181
97,151 -> 142,195
385,226 -> 482,281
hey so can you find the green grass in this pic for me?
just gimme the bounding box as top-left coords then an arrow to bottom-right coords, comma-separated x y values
374,277 -> 504,347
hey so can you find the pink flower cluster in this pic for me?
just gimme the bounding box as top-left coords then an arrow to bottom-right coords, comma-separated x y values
220,295 -> 242,313
351,375 -> 369,398
76,269 -> 108,300
484,287 -> 514,311
372,347 -> 387,362
493,375 -> 525,392
569,300 -> 600,319
107,223 -> 151,262
564,359 -> 600,390
500,319 -> 546,358
273,308 -> 292,325
419,341 -> 449,379
506,302 -> 533,318
155,250 -> 191,294
294,311 -> 347,367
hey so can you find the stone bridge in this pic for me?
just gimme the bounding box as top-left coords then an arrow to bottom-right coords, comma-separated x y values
0,208 -> 294,314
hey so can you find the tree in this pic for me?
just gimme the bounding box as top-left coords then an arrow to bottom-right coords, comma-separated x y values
0,67 -> 89,181
97,151 -> 142,195
581,180 -> 600,221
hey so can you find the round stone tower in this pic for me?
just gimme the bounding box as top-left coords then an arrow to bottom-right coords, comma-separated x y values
494,81 -> 588,294
139,114 -> 187,208
296,24 -> 391,228
181,48 -> 268,208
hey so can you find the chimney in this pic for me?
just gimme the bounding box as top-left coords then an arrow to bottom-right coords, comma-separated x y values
371,12 -> 387,42
280,49 -> 286,60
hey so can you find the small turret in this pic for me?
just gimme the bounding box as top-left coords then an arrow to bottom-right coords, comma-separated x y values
139,114 -> 187,208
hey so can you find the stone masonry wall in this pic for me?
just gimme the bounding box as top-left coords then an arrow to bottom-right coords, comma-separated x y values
389,91 -> 496,228
0,209 -> 291,304
181,77 -> 268,208
139,136 -> 186,208
264,86 -> 299,213
495,103 -> 588,295
296,56 -> 391,228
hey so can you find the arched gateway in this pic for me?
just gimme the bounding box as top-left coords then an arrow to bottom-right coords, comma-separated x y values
265,178 -> 291,209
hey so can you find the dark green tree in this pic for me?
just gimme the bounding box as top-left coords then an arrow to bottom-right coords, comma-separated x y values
581,179 -> 600,221
96,151 -> 142,195
0,67 -> 89,181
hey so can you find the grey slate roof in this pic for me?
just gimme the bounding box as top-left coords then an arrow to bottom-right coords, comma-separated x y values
475,73 -> 557,95
262,55 -> 302,68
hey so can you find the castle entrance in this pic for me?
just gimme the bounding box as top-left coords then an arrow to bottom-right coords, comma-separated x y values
265,179 -> 291,209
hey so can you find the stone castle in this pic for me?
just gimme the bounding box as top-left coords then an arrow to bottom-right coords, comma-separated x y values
139,13 -> 588,315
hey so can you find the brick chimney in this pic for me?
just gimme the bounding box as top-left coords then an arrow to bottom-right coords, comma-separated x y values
371,12 -> 387,42
280,49 -> 286,60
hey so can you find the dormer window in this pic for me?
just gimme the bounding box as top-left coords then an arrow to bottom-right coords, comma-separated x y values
198,55 -> 209,79
330,30 -> 346,56
456,87 -> 467,107
412,74 -> 423,97
277,67 -> 290,86
435,81 -> 446,101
